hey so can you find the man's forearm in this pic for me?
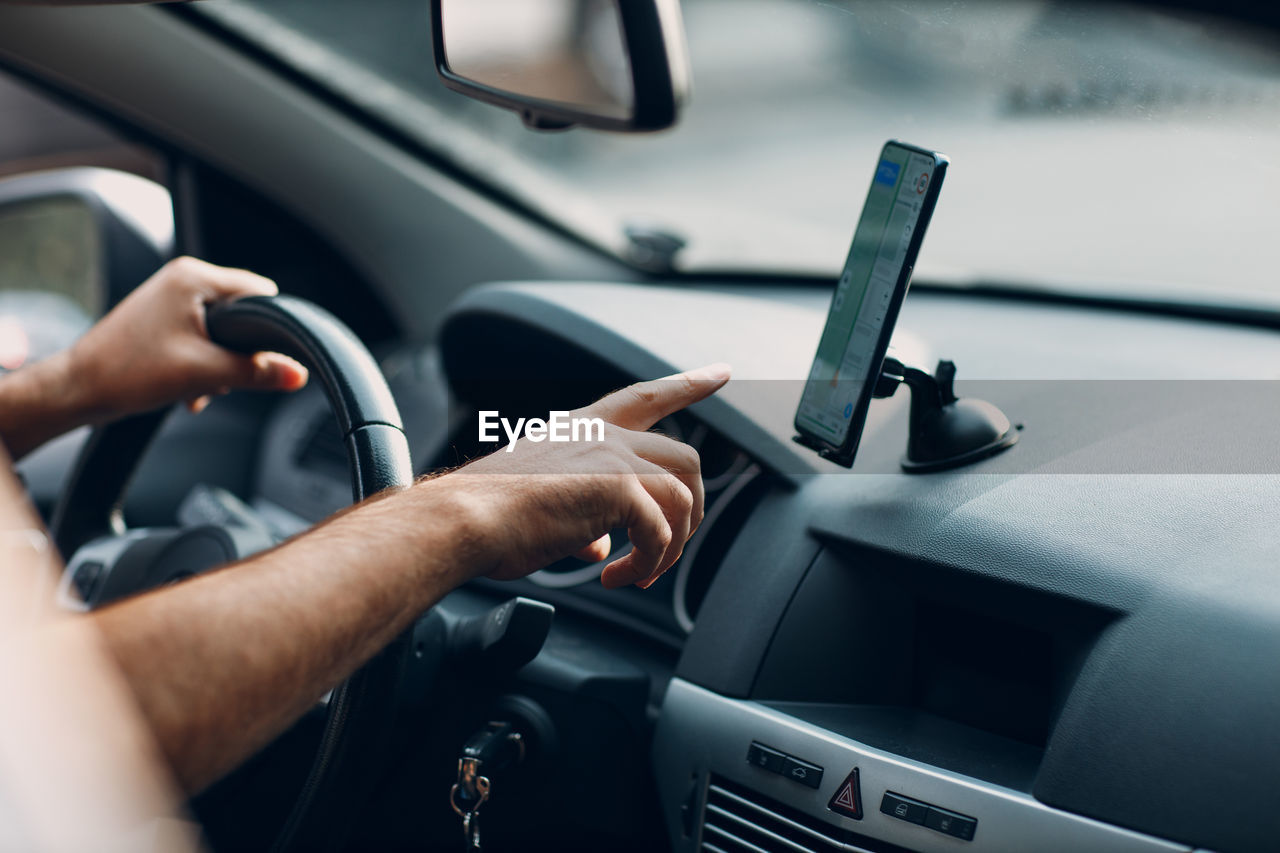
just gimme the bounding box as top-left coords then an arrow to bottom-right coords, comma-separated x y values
76,364 -> 725,793
89,477 -> 489,793
0,350 -> 99,460
0,460 -> 196,849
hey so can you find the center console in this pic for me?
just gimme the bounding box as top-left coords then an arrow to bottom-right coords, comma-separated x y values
653,678 -> 1184,853
651,540 -> 1192,853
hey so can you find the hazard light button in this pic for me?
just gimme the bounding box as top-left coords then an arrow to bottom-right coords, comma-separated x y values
827,768 -> 862,819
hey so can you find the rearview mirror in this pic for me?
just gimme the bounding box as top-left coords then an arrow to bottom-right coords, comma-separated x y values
431,0 -> 689,132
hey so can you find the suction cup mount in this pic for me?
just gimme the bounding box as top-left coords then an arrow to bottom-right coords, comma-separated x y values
874,357 -> 1018,473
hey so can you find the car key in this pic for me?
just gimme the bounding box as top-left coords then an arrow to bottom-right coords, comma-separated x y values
449,721 -> 525,852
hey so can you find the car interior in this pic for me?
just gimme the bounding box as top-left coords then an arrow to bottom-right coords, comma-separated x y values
1,0 -> 1279,851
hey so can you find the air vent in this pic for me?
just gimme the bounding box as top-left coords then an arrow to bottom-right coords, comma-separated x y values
295,413 -> 348,476
702,777 -> 911,853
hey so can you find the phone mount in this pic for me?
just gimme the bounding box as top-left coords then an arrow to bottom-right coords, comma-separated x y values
874,357 -> 1018,473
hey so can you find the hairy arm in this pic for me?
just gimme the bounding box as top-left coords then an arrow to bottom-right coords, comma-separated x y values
88,364 -> 730,792
90,479 -> 482,792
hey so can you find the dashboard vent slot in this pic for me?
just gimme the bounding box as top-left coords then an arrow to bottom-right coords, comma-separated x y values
674,465 -> 768,633
702,777 -> 911,853
295,413 -> 348,476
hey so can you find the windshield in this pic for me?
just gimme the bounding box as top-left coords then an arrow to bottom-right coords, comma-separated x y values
198,0 -> 1280,304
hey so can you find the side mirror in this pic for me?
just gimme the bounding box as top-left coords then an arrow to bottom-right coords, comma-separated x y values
0,168 -> 174,315
431,0 -> 690,132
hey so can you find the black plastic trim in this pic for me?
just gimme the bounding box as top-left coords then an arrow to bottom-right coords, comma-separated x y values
431,0 -> 685,132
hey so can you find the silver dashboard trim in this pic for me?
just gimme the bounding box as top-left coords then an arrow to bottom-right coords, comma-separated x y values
653,678 -> 1190,853
705,786 -> 876,853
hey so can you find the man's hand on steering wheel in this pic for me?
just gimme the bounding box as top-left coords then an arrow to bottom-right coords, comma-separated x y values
29,271 -> 731,807
70,256 -> 310,417
0,257 -> 309,460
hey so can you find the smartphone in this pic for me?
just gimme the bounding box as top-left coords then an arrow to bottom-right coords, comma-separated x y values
794,140 -> 948,467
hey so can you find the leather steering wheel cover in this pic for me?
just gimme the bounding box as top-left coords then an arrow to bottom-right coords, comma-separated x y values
50,295 -> 415,852
206,295 -> 414,852
205,295 -> 403,437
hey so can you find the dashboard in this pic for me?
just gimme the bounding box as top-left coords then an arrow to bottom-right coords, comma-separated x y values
18,279 -> 1280,852
427,281 -> 1280,853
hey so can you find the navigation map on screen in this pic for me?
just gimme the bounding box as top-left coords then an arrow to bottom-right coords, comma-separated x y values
795,143 -> 941,449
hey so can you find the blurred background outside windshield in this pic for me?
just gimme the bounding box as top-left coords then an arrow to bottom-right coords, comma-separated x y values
204,0 -> 1280,302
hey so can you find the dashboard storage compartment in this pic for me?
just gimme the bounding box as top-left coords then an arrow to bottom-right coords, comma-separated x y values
750,547 -> 1113,790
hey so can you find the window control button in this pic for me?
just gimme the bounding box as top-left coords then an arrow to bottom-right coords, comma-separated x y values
926,806 -> 977,841
746,742 -> 786,774
881,792 -> 928,825
781,756 -> 823,789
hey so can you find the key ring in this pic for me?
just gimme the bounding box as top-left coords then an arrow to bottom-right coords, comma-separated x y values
450,757 -> 492,818
450,778 -> 491,818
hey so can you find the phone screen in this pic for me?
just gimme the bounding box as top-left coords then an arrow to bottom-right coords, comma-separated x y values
795,141 -> 946,464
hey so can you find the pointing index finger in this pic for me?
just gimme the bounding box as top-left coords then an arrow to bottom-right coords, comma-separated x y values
581,363 -> 732,431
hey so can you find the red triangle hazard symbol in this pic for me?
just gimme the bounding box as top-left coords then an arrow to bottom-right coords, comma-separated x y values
826,768 -> 862,819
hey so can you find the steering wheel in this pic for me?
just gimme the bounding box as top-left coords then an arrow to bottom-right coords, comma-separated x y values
49,295 -> 414,852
